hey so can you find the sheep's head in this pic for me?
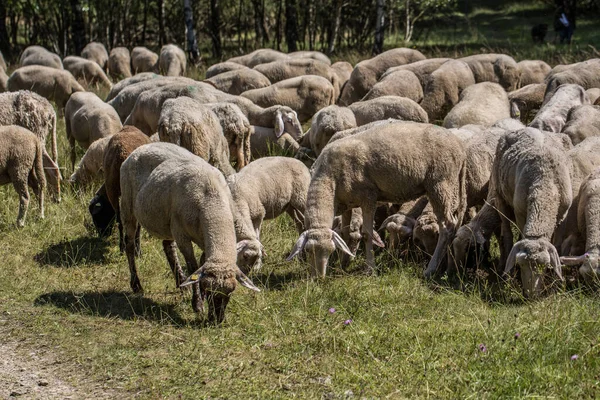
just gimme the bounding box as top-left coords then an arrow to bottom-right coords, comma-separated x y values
379,213 -> 416,249
274,107 -> 303,140
505,238 -> 563,298
287,228 -> 353,278
449,224 -> 487,272
236,239 -> 265,274
413,213 -> 439,255
561,252 -> 600,285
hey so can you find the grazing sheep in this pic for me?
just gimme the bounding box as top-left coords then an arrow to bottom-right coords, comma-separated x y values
131,46 -> 159,73
421,60 -> 476,122
69,135 -> 112,187
0,125 -> 45,226
20,46 -> 62,69
288,121 -> 467,278
586,88 -> 600,104
443,82 -> 511,128
228,48 -> 287,68
205,103 -> 252,169
250,126 -> 300,159
307,105 -> 357,156
339,48 -> 426,106
103,126 -> 151,250
381,58 -> 451,86
158,44 -> 186,76
517,60 -> 551,86
63,56 -> 112,88
228,157 -> 310,272
205,62 -> 250,78
543,59 -> 600,103
288,51 -> 331,65
81,42 -> 109,70
379,197 -> 429,250
120,143 -> 260,322
492,128 -> 571,297
205,68 -> 271,95
157,97 -> 235,176
108,47 -> 132,79
459,54 -> 520,91
562,105 -> 600,145
0,67 -> 7,92
7,66 -> 85,110
362,69 -> 423,103
0,91 -> 61,200
529,84 -> 588,133
65,92 -> 122,169
241,75 -> 335,122
508,83 -> 546,123
105,72 -> 159,102
331,61 -> 353,89
348,96 -> 429,125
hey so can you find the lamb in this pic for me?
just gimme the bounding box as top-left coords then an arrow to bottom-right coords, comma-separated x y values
69,135 -> 113,187
307,105 -> 357,156
157,97 -> 235,176
63,56 -> 113,88
205,62 -> 250,78
250,126 -> 300,159
241,75 -> 335,123
108,47 -> 132,79
205,69 -> 271,95
458,53 -> 520,91
442,82 -> 511,128
131,46 -> 159,73
562,105 -> 600,145
543,59 -> 600,103
288,51 -> 331,65
120,142 -> 260,322
529,83 -> 588,133
7,65 -> 85,110
228,156 -> 310,272
19,46 -> 63,69
586,88 -> 600,104
288,121 -> 467,278
0,91 -> 61,201
362,70 -> 423,103
508,83 -> 546,123
420,60 -> 476,122
65,92 -> 123,169
105,72 -> 159,102
338,48 -> 426,106
492,128 -> 572,297
158,44 -> 186,76
348,96 -> 429,125
517,60 -> 551,86
0,125 -> 45,226
81,42 -> 109,70
227,48 -> 287,68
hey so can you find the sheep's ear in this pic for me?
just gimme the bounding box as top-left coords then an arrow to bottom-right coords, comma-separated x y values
330,229 -> 354,257
560,255 -> 586,266
274,110 -> 285,138
236,240 -> 250,253
503,244 -> 519,276
548,243 -> 564,281
372,230 -> 385,248
236,268 -> 261,292
180,269 -> 204,287
287,231 -> 308,261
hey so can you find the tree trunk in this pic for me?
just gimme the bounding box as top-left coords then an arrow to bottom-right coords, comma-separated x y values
142,0 -> 148,44
70,0 -> 86,55
285,0 -> 299,52
404,0 -> 412,42
184,0 -> 200,61
209,0 -> 222,58
327,0 -> 343,55
157,0 -> 167,46
275,0 -> 282,51
0,0 -> 10,58
373,0 -> 385,55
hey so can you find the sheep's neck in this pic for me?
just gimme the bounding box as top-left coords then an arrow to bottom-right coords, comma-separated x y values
232,199 -> 258,241
305,175 -> 336,230
246,105 -> 274,127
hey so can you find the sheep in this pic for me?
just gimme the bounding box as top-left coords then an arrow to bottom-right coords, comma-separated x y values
0,125 -> 45,226
102,126 -> 151,250
131,46 -> 159,73
458,53 -> 520,91
0,51 -> 6,70
228,156 -> 310,272
0,91 -> 61,200
596,98 -> 600,106
331,61 -> 353,89
105,72 -> 159,102
362,69 -> 423,103
120,142 -> 260,322
81,42 -> 109,70
205,102 -> 252,169
492,127 -> 572,297
250,126 -> 300,159
562,105 -> 600,145
108,47 -> 132,79
586,88 -> 600,104
68,135 -> 113,187
288,121 -> 467,278
205,69 -> 271,95
442,82 -> 511,128
0,67 -> 7,92
7,65 -> 85,110
380,58 -> 451,86
508,83 -> 546,123
63,56 -> 113,88
157,97 -> 235,177
19,46 -> 62,69
379,197 -> 429,250
492,117 -> 526,132
307,105 -> 357,156
227,48 -> 287,68
338,48 -> 426,106
348,96 -> 429,125
205,62 -> 250,79
158,44 -> 186,76
241,75 -> 335,122
543,59 -> 600,103
420,60 -> 476,122
529,84 -> 588,133
65,91 -> 122,169
288,51 -> 331,65
517,60 -> 551,86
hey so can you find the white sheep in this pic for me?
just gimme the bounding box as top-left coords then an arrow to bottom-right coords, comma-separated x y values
442,82 -> 511,128
529,83 -> 588,133
68,135 -> 113,187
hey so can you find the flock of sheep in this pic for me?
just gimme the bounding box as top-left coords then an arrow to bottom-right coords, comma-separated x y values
1,42 -> 600,323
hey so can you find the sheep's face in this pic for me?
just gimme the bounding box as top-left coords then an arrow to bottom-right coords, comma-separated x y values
236,240 -> 263,274
199,269 -> 237,324
413,214 -> 439,255
288,228 -> 354,278
450,225 -> 486,271
277,107 -> 303,140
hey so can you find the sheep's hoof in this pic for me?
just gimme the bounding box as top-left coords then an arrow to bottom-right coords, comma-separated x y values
16,220 -> 25,228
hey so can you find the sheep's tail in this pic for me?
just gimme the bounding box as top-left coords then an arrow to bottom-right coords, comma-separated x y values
456,159 -> 467,229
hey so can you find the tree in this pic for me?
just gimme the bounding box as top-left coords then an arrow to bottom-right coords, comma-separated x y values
285,0 -> 299,52
184,0 -> 199,61
209,0 -> 222,58
0,0 -> 10,57
402,0 -> 456,43
373,0 -> 384,54
70,0 -> 86,54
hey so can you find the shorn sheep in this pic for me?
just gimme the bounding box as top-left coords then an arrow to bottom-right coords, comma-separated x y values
120,143 -> 260,322
20,46 -> 63,69
529,83 -> 588,133
81,42 -> 109,70
442,82 -> 511,128
288,121 -> 466,278
108,47 -> 132,79
158,44 -> 187,76
0,125 -> 45,227
63,56 -> 112,88
562,105 -> 600,145
131,46 -> 159,73
69,135 -> 112,187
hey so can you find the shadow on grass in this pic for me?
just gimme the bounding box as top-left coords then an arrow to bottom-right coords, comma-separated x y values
34,236 -> 111,268
251,268 -> 307,291
34,290 -> 187,325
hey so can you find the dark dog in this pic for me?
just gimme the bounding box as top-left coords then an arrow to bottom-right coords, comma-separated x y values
531,24 -> 548,43
89,189 -> 116,237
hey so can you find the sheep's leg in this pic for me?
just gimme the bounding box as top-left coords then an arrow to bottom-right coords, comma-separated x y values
124,222 -> 143,293
135,223 -> 142,257
497,198 -> 514,275
286,206 -> 305,234
235,137 -> 245,170
340,209 -> 353,269
116,210 -> 125,253
162,240 -> 185,287
176,239 -> 203,313
29,172 -> 45,220
12,177 -> 30,227
424,186 -> 457,278
361,204 -> 376,275
68,135 -> 77,172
